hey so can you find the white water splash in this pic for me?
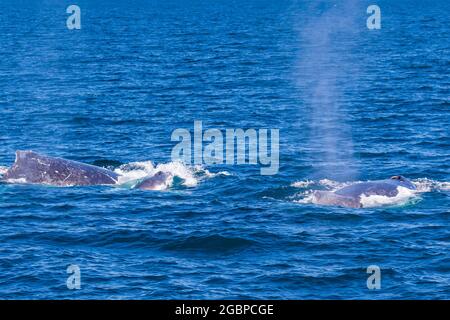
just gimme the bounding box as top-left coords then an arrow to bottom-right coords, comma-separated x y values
412,178 -> 450,192
291,180 -> 315,188
293,191 -> 315,205
114,160 -> 230,189
359,186 -> 417,208
115,161 -> 156,185
0,166 -> 8,176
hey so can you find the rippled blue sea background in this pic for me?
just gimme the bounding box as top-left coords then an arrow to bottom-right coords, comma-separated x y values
0,0 -> 448,299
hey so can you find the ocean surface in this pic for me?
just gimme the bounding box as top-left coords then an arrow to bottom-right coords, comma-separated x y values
0,0 -> 448,299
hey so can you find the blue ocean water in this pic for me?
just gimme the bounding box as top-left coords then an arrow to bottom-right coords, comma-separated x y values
0,0 -> 449,299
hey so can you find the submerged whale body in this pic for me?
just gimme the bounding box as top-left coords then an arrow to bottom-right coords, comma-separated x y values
136,171 -> 174,190
1,151 -> 119,186
313,176 -> 416,208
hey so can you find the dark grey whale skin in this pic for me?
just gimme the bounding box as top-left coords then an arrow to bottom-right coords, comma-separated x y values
1,151 -> 119,186
313,176 -> 416,208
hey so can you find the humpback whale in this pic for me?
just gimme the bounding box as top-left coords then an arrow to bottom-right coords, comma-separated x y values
135,171 -> 174,190
1,150 -> 119,186
0,151 -> 176,191
312,176 -> 416,208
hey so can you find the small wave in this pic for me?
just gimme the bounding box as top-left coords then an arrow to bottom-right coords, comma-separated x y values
91,159 -> 123,170
197,167 -> 232,178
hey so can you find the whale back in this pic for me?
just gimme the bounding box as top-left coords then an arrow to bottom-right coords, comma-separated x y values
136,171 -> 173,190
335,181 -> 399,198
313,190 -> 362,208
1,151 -> 118,186
335,178 -> 415,198
313,177 -> 416,208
